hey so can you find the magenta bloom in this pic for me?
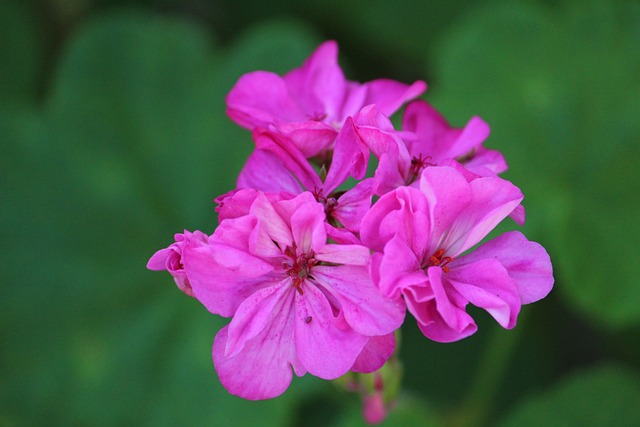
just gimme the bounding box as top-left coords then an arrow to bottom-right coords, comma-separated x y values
183,191 -> 404,399
146,230 -> 208,297
361,166 -> 553,342
226,40 -> 426,158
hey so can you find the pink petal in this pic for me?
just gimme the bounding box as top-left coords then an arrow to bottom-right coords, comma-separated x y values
456,231 -> 553,304
373,151 -> 408,195
315,244 -> 371,266
418,166 -> 474,250
275,121 -> 338,158
446,175 -> 524,254
374,234 -> 426,300
289,198 -> 326,253
325,223 -> 362,245
147,247 -> 173,271
313,265 -> 405,336
253,129 -> 323,192
464,147 -> 509,176
226,71 -> 304,129
361,79 -> 427,117
182,237 -> 273,317
212,307 -> 301,400
283,40 -> 346,122
249,192 -> 293,249
406,267 -> 477,343
237,149 -> 303,194
323,118 -> 368,193
225,281 -> 291,357
361,186 -> 429,253
351,333 -> 396,373
294,284 -> 368,379
447,258 -> 521,329
331,178 -> 374,232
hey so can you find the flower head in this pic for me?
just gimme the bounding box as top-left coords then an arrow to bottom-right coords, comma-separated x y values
184,191 -> 404,399
361,166 -> 553,342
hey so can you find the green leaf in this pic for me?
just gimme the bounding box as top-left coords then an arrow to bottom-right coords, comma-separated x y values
0,0 -> 42,104
498,364 -> 640,427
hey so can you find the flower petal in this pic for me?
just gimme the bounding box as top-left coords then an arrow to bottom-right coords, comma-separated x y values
226,71 -> 303,129
237,149 -> 303,194
331,178 -> 374,232
225,281 -> 291,357
447,258 -> 521,329
182,237 -> 273,317
351,333 -> 396,373
455,231 -> 553,304
361,79 -> 427,117
212,304 -> 301,400
315,244 -> 371,266
294,284 -> 368,379
406,267 -> 477,343
313,265 -> 405,336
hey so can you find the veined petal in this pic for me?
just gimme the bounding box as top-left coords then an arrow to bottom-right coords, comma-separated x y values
289,198 -> 326,253
225,281 -> 292,357
375,234 -> 425,300
419,166 -> 473,251
253,129 -> 323,191
443,175 -> 523,255
294,284 -> 368,379
406,267 -> 477,343
283,40 -> 346,121
361,79 -> 427,117
361,186 -> 429,253
315,244 -> 371,266
313,265 -> 405,336
226,71 -> 303,129
447,258 -> 521,329
182,238 -> 272,317
331,178 -> 374,232
275,121 -> 338,158
237,149 -> 303,194
324,118 -> 368,193
456,231 -> 553,304
212,297 -> 301,400
351,333 -> 396,373
249,192 -> 293,248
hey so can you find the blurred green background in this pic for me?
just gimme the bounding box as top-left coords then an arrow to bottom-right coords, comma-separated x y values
2,0 -> 640,425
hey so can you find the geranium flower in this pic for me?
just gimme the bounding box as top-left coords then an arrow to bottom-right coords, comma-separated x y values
183,191 -> 405,399
226,40 -> 426,158
361,166 -> 553,342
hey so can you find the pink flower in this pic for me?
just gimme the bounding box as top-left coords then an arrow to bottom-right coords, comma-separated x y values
361,166 -> 553,342
146,230 -> 208,297
226,41 -> 426,158
235,129 -> 376,234
401,99 -> 507,179
183,191 -> 405,399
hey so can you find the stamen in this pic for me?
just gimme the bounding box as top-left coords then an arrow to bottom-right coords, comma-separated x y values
407,154 -> 434,184
425,248 -> 454,273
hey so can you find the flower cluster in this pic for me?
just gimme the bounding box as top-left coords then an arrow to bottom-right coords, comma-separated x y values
148,41 -> 553,403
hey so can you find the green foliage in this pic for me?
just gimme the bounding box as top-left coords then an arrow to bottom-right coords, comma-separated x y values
498,365 -> 640,427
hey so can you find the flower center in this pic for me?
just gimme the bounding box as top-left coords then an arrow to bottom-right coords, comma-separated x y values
424,248 -> 454,273
313,189 -> 341,224
283,244 -> 316,295
407,154 -> 434,184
